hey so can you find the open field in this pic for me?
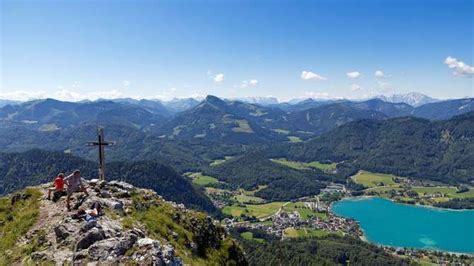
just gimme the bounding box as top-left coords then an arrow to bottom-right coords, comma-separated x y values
287,136 -> 302,143
240,232 -> 265,243
188,172 -> 220,186
209,156 -> 234,166
306,161 -> 337,172
234,194 -> 265,204
222,202 -> 285,219
351,171 -> 398,188
271,158 -> 337,172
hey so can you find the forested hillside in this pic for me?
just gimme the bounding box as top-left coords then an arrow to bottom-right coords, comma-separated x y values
241,235 -> 413,265
204,153 -> 330,201
278,111 -> 474,184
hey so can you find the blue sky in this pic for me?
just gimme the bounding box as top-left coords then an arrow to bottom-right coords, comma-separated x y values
1,0 -> 473,101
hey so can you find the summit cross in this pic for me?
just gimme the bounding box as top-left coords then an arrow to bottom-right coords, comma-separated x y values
86,127 -> 115,181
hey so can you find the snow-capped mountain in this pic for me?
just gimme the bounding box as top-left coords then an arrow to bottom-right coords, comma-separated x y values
233,96 -> 279,106
375,92 -> 439,107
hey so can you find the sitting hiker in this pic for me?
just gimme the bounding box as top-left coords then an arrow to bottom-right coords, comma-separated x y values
47,173 -> 65,200
65,170 -> 89,211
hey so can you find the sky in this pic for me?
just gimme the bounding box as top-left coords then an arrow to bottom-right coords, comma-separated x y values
1,0 -> 473,102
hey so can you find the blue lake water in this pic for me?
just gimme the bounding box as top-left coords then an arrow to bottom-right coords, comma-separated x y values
331,197 -> 474,253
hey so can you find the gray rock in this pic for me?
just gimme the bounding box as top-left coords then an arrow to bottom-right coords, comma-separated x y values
100,190 -> 112,198
88,239 -> 116,260
108,181 -> 134,191
73,250 -> 89,261
80,220 -> 98,233
113,233 -> 138,256
99,219 -> 123,237
113,188 -> 131,198
137,237 -> 157,248
88,231 -> 138,260
99,198 -> 124,211
54,225 -> 70,243
76,228 -> 106,250
31,251 -> 53,261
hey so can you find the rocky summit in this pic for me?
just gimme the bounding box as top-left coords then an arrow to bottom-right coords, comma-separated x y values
0,180 -> 246,265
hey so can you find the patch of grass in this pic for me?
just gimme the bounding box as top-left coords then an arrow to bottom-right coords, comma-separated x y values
351,171 -> 397,188
234,194 -> 265,204
188,173 -> 219,186
305,161 -> 337,172
271,159 -> 337,173
242,185 -> 268,196
210,156 -> 234,167
287,136 -> 302,143
282,202 -> 328,220
232,119 -> 254,133
222,202 -> 285,219
0,188 -> 43,264
283,227 -> 299,238
124,193 -> 244,265
271,159 -> 308,170
272,129 -> 290,135
240,231 -> 265,243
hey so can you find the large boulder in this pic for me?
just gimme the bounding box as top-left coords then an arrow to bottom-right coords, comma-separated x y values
54,225 -> 70,243
87,231 -> 138,260
76,228 -> 106,250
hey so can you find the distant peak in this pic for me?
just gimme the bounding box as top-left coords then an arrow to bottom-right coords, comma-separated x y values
204,95 -> 226,104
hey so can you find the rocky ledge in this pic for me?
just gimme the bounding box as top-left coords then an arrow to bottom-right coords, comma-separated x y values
5,179 -> 246,265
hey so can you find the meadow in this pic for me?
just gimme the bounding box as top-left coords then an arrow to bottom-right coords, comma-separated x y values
271,158 -> 337,172
189,172 -> 220,186
222,202 -> 285,219
351,171 -> 398,188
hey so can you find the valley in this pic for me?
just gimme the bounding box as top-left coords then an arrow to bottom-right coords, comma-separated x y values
3,1 -> 473,264
1,95 -> 473,265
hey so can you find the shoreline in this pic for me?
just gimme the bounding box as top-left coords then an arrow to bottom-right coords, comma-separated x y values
336,195 -> 474,212
330,196 -> 474,256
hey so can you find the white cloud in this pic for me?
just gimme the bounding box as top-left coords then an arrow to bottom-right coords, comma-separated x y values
206,71 -> 225,83
213,73 -> 224,83
346,71 -> 361,79
122,80 -> 131,86
239,79 -> 259,88
301,71 -> 326,81
374,70 -> 385,78
444,56 -> 474,77
351,84 -> 362,91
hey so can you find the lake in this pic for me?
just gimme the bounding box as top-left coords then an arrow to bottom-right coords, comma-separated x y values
331,197 -> 474,253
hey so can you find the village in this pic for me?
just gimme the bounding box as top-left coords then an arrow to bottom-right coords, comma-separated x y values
221,189 -> 363,240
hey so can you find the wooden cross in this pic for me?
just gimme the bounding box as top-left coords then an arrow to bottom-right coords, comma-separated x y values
86,127 -> 115,181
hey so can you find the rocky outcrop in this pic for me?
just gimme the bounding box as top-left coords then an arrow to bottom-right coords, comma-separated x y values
21,180 -> 184,265
2,178 -> 246,265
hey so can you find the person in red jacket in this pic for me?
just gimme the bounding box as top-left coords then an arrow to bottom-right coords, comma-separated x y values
47,173 -> 65,200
